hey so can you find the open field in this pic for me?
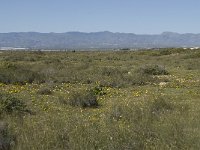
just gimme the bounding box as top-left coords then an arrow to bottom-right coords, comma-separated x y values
0,48 -> 200,149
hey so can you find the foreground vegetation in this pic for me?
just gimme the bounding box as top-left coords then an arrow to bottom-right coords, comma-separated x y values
0,48 -> 200,149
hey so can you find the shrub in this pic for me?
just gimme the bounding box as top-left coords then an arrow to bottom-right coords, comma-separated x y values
68,90 -> 98,108
138,65 -> 169,75
97,69 -> 160,87
0,63 -> 45,84
108,104 -> 127,121
127,73 -> 158,85
37,87 -> 52,95
150,97 -> 174,117
92,85 -> 106,96
0,121 -> 15,150
101,67 -> 124,77
0,93 -> 28,114
184,51 -> 200,59
157,48 -> 189,56
159,49 -> 173,55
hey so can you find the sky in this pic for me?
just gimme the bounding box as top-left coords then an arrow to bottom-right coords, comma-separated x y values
0,0 -> 200,34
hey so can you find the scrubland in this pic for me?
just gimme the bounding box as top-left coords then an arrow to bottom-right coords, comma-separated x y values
0,48 -> 200,149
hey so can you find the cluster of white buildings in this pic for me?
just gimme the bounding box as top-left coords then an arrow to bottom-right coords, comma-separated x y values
183,47 -> 199,50
0,47 -> 28,50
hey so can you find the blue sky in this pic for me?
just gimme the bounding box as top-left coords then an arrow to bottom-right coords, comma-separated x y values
0,0 -> 200,34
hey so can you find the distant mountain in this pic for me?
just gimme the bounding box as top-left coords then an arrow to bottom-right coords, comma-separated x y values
1,31 -> 200,49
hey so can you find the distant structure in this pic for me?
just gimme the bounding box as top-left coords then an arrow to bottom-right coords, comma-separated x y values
183,47 -> 199,50
0,47 -> 28,50
190,47 -> 199,50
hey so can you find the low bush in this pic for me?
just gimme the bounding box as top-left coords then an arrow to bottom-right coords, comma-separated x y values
159,49 -> 173,55
0,63 -> 45,84
108,104 -> 131,121
150,97 -> 174,117
37,87 -> 52,95
95,67 -> 160,87
100,67 -> 126,77
184,51 -> 200,59
138,64 -> 169,75
0,93 -> 28,115
68,90 -> 98,108
156,48 -> 189,56
127,73 -> 158,85
0,121 -> 15,150
92,85 -> 106,96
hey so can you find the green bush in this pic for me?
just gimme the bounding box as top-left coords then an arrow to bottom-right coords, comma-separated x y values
108,104 -> 128,121
37,87 -> 52,95
97,67 -> 161,87
92,85 -> 106,96
138,65 -> 169,75
159,49 -> 173,55
100,67 -> 125,77
127,73 -> 159,85
0,63 -> 45,84
0,121 -> 15,150
68,90 -> 98,108
0,93 -> 28,114
157,48 -> 189,56
150,97 -> 174,117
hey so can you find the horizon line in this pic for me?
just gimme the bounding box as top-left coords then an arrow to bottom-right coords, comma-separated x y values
1,31 -> 200,35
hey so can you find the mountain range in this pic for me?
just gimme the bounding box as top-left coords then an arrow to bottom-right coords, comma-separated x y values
1,31 -> 200,49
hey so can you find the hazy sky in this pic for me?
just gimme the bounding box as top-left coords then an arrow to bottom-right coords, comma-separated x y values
0,0 -> 200,34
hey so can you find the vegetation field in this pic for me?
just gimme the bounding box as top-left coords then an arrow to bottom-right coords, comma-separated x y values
0,48 -> 200,150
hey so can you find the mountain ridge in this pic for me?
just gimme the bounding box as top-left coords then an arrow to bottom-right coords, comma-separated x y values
1,31 -> 200,49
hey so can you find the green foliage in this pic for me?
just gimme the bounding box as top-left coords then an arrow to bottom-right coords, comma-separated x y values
68,90 -> 99,108
0,62 -> 44,84
154,48 -> 190,56
128,72 -> 159,85
138,64 -> 169,75
159,49 -> 173,55
0,121 -> 15,150
0,93 -> 27,114
37,87 -> 52,95
150,97 -> 174,116
92,85 -> 106,96
183,50 -> 200,59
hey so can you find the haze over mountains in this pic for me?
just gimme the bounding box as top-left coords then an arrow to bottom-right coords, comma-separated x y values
1,31 -> 200,49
